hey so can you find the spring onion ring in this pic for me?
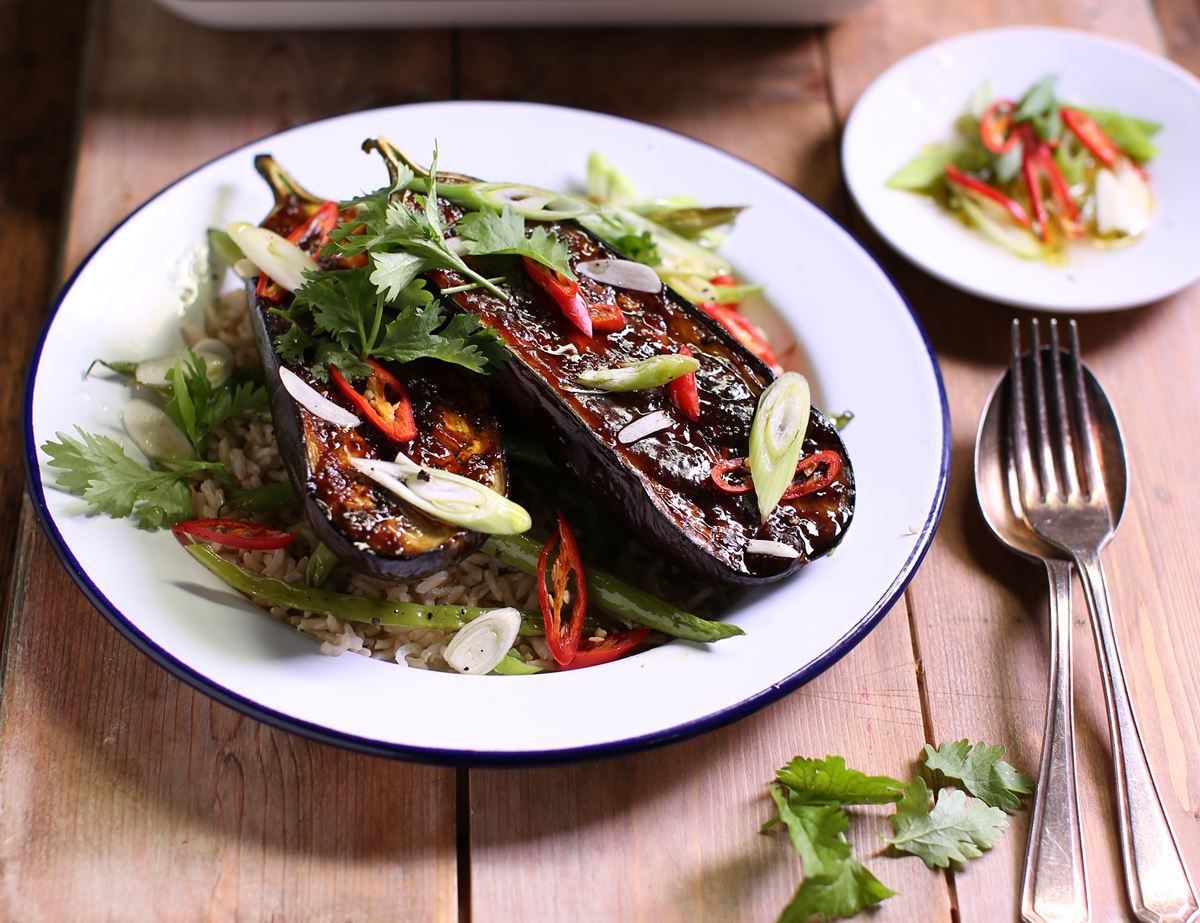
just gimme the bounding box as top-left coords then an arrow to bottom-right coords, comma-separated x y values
747,372 -> 811,523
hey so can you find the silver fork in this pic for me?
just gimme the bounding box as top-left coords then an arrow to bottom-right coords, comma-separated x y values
1009,318 -> 1198,923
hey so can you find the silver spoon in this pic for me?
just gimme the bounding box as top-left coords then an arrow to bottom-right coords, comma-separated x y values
976,357 -> 1099,923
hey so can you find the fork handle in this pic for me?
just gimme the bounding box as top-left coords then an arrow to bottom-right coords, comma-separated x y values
1076,551 -> 1199,923
1022,559 -> 1089,923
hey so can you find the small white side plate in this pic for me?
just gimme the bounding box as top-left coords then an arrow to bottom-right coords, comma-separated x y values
843,27 -> 1200,312
28,102 -> 947,764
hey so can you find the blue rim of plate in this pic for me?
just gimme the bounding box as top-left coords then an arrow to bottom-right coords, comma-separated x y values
23,101 -> 951,767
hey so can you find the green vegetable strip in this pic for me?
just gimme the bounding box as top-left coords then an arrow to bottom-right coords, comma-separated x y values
493,651 -> 546,675
481,534 -> 744,643
232,480 -> 299,513
185,543 -> 543,636
304,542 -> 339,588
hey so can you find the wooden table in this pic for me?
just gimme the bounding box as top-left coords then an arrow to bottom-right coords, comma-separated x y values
3,0 -> 1198,919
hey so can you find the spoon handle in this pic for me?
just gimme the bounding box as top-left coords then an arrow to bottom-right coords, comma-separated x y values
1076,551 -> 1199,923
1022,558 -> 1089,923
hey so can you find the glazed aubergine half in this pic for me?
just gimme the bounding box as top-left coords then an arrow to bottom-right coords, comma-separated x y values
237,140 -> 854,587
235,156 -> 522,580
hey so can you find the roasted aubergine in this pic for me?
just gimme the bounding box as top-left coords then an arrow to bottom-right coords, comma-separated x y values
247,157 -> 509,580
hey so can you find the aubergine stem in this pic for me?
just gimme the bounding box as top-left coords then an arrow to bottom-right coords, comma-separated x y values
480,535 -> 744,643
254,155 -> 322,208
305,542 -> 339,588
185,543 -> 544,636
363,137 -> 477,189
232,479 -> 299,513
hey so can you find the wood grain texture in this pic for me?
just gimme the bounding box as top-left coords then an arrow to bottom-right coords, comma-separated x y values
825,2 -> 1200,920
457,27 -> 948,923
1,2 -> 460,920
0,0 -> 89,604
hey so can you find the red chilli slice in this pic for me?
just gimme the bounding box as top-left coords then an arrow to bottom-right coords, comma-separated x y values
523,257 -> 593,337
537,512 -> 588,667
562,628 -> 651,669
667,345 -> 700,422
330,359 -> 417,442
172,518 -> 296,550
710,450 -> 842,499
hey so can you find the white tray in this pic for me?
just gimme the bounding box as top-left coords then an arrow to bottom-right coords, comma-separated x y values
156,0 -> 873,29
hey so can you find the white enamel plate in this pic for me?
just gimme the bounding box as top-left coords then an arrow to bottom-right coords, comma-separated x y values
844,27 -> 1200,312
27,102 -> 947,764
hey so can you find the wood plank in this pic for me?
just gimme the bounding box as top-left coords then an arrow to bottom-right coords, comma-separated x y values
458,28 -> 951,923
825,2 -> 1200,920
0,0 -> 89,610
0,2 -> 460,919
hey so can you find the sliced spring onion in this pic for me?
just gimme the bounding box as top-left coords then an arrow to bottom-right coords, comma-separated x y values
576,354 -> 698,393
444,608 -> 522,675
226,221 -> 317,292
745,539 -> 800,559
747,372 -> 811,523
618,410 -> 674,445
433,181 -> 596,221
123,398 -> 196,462
576,259 -> 662,293
958,195 -> 1045,261
207,227 -> 244,269
278,366 -> 361,428
135,338 -> 235,388
586,151 -> 640,205
350,454 -> 532,535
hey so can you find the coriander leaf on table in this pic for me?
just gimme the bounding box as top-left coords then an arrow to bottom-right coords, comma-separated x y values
923,739 -> 1033,811
766,787 -> 894,923
768,788 -> 852,877
776,755 -> 906,806
888,778 -> 1007,869
41,428 -> 217,529
455,205 -> 574,277
776,856 -> 896,923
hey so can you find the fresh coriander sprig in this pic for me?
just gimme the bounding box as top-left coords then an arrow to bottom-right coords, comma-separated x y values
763,741 -> 1032,922
42,428 -> 219,529
164,352 -> 269,455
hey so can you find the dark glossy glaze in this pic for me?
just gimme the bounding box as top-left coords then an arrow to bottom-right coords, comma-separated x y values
429,215 -> 854,584
251,194 -> 506,577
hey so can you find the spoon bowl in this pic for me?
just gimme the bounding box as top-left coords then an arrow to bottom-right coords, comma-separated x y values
975,352 -> 1128,560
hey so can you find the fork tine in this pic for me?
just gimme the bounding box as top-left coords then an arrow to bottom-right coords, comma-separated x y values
1048,319 -> 1081,498
1029,319 -> 1060,500
1009,319 -> 1040,506
1067,320 -> 1104,500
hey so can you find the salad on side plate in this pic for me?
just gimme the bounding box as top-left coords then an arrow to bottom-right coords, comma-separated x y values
888,74 -> 1161,261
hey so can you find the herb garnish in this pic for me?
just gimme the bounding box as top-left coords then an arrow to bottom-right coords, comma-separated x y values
763,740 -> 1032,921
165,352 -> 268,455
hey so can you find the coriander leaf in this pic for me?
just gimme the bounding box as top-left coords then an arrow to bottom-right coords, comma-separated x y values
375,303 -> 507,374
293,268 -> 381,355
312,343 -> 371,382
164,353 -> 269,454
456,206 -> 573,277
923,739 -> 1033,812
777,858 -> 895,923
275,322 -> 314,366
769,788 -> 852,877
1015,74 -> 1059,121
41,428 -> 214,529
888,779 -> 1007,869
776,755 -> 905,806
614,230 -> 660,266
370,250 -> 428,302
